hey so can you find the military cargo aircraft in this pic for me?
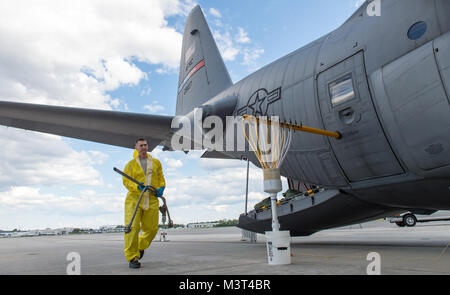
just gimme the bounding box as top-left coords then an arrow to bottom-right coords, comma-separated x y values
1,0 -> 449,235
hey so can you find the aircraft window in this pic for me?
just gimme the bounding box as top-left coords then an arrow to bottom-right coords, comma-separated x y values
329,74 -> 355,107
407,21 -> 427,40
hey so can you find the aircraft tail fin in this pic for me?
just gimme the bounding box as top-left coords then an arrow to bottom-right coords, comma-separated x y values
176,6 -> 232,116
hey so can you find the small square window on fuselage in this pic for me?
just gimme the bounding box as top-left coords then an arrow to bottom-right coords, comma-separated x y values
329,74 -> 355,107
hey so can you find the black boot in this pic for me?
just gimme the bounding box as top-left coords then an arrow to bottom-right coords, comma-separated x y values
139,250 -> 144,259
129,258 -> 141,269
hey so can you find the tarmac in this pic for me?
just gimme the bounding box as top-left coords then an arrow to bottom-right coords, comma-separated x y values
0,220 -> 449,275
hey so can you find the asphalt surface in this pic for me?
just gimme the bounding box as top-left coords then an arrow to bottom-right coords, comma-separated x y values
0,221 -> 449,275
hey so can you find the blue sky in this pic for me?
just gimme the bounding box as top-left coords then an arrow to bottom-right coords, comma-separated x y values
0,0 -> 362,230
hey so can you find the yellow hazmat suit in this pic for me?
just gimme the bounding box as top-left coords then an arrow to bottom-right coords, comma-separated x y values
123,150 -> 165,262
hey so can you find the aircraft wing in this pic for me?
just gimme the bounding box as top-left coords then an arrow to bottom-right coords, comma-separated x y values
0,101 -> 174,151
201,150 -> 238,160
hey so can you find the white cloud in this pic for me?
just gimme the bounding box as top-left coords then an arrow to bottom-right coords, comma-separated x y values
242,48 -> 265,68
198,158 -> 243,171
0,0 -> 189,110
0,186 -> 125,229
209,8 -> 222,18
155,66 -> 178,75
0,127 -> 105,188
149,150 -> 280,219
212,26 -> 263,69
102,58 -> 147,91
165,158 -> 183,171
157,160 -> 288,224
213,30 -> 240,62
164,164 -> 266,207
144,101 -> 165,113
88,151 -> 109,165
235,27 -> 250,44
0,186 -> 121,214
140,87 -> 152,97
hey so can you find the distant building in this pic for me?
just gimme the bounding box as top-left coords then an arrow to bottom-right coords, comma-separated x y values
38,228 -> 56,236
99,225 -> 115,232
54,228 -> 75,235
100,225 -> 124,233
186,222 -> 219,228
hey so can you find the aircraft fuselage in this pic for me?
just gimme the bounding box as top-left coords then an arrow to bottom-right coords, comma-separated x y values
206,0 -> 450,212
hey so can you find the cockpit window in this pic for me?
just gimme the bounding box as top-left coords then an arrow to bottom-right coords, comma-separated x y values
329,74 -> 355,107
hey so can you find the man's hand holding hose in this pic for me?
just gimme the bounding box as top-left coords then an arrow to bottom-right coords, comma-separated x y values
115,167 -> 173,231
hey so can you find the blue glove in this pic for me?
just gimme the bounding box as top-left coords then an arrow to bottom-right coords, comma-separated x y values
156,186 -> 165,197
137,183 -> 146,191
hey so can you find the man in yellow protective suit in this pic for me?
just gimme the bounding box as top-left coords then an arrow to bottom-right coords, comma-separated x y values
122,138 -> 165,269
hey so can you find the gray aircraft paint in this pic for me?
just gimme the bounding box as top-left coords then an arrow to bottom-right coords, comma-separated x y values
0,0 -> 449,235
176,6 -> 232,116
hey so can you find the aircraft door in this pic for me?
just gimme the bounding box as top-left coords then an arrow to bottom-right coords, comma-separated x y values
317,51 -> 404,182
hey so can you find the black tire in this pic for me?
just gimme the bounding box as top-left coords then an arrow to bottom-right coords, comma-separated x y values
395,221 -> 405,227
403,214 -> 417,227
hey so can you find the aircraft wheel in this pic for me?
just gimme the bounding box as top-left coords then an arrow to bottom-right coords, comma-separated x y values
403,214 -> 417,227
